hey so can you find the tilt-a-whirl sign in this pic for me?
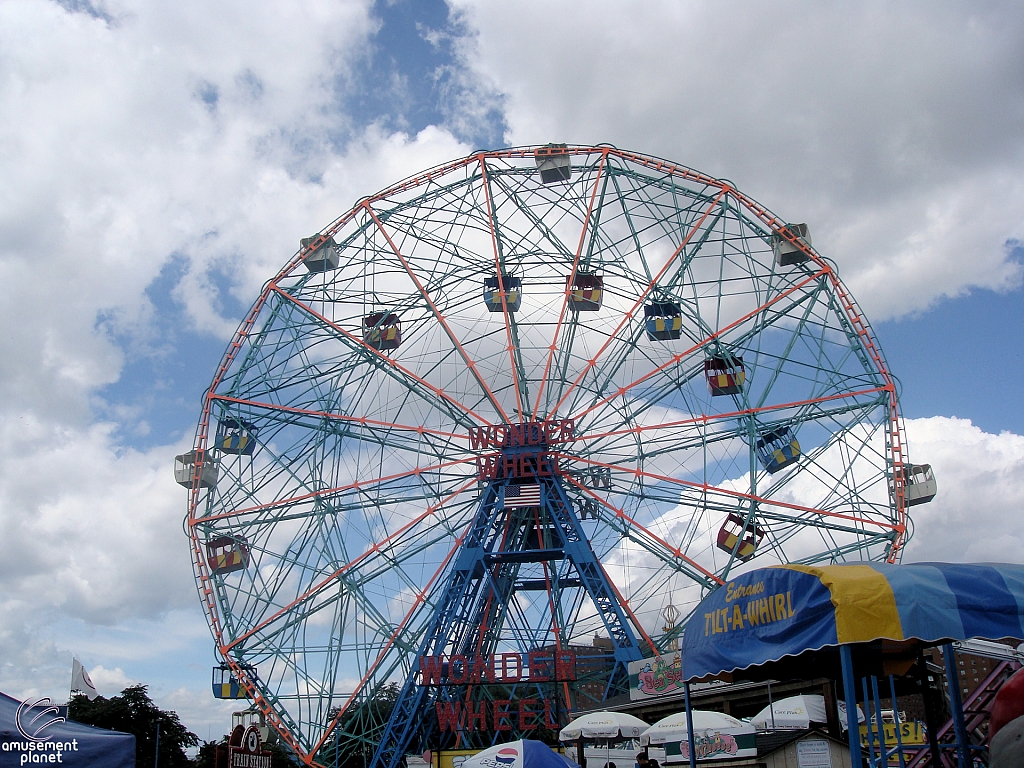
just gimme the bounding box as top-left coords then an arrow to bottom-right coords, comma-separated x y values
685,562 -> 1024,684
681,565 -> 873,682
703,580 -> 794,636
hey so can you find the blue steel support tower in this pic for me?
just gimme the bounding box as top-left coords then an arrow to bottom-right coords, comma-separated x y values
371,422 -> 649,768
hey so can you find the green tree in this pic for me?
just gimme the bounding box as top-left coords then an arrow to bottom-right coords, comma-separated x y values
320,682 -> 402,768
69,684 -> 198,768
194,740 -> 220,768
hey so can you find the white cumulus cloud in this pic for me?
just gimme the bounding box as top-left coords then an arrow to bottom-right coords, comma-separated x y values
0,0 -> 468,736
450,0 -> 1024,319
902,416 -> 1024,564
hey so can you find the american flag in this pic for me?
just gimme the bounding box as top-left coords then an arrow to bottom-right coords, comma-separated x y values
503,483 -> 541,509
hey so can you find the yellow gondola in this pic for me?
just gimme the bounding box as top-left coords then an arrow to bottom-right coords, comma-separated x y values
483,275 -> 522,312
705,355 -> 746,396
567,273 -> 603,311
363,312 -> 402,351
716,513 -> 765,561
644,302 -> 682,340
206,535 -> 250,576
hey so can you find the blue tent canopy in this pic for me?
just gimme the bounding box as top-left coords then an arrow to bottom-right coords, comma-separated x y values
681,562 -> 1024,683
0,691 -> 135,767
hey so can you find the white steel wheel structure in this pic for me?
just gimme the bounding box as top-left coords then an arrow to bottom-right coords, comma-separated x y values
183,145 -> 912,764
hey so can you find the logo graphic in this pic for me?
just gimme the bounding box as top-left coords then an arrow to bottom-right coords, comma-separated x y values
15,697 -> 65,743
496,748 -> 519,764
636,652 -> 683,696
245,727 -> 261,753
679,730 -> 739,760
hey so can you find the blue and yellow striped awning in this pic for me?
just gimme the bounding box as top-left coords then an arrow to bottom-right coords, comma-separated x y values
681,562 -> 1024,682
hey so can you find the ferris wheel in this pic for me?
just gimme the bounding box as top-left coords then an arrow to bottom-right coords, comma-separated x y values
179,145 -> 932,764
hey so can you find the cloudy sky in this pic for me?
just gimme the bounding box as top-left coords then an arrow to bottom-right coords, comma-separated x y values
1,0 -> 1022,743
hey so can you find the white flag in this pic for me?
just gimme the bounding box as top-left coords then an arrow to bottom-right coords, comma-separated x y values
71,658 -> 99,700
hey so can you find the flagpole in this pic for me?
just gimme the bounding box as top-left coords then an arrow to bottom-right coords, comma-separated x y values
683,682 -> 696,768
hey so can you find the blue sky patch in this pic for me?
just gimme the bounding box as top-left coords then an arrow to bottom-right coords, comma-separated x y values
339,0 -> 506,148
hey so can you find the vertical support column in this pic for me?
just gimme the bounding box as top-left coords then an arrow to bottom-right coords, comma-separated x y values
871,676 -> 886,768
942,644 -> 970,767
919,654 -> 943,768
371,463 -> 646,768
863,677 -> 876,768
683,682 -> 697,768
841,645 -> 863,768
823,680 -> 842,738
888,675 -> 906,768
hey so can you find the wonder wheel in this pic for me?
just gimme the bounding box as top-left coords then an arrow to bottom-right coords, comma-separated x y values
180,145 -> 917,765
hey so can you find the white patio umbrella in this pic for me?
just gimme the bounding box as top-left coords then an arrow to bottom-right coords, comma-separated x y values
640,711 -> 749,746
559,712 -> 650,741
749,694 -> 865,730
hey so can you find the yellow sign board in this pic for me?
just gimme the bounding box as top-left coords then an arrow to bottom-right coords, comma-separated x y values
436,749 -> 482,768
859,721 -> 926,748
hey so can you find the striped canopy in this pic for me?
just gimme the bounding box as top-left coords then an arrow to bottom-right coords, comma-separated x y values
682,562 -> 1024,682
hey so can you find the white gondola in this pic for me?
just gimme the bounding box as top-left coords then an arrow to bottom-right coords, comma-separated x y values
535,144 -> 571,184
902,463 -> 937,506
771,223 -> 812,266
174,449 -> 218,489
300,235 -> 340,273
